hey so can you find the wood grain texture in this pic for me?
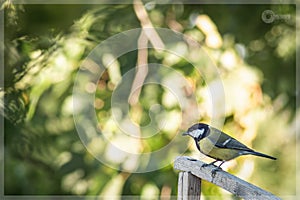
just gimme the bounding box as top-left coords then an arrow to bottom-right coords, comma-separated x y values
174,156 -> 280,200
178,171 -> 201,200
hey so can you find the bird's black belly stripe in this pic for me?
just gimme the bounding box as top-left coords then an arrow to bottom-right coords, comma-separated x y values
194,139 -> 201,151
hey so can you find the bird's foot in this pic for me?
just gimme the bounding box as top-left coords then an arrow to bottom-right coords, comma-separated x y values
211,161 -> 225,178
201,163 -> 212,168
201,160 -> 218,169
211,166 -> 222,178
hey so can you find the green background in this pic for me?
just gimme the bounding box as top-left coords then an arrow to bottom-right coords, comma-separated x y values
2,2 -> 297,199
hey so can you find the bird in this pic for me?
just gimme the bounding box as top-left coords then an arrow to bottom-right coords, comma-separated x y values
182,123 -> 276,168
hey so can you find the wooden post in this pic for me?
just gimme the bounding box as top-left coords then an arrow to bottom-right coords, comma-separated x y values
178,171 -> 201,200
174,156 -> 281,200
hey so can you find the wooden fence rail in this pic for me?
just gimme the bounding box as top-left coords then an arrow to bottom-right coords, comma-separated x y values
174,156 -> 280,200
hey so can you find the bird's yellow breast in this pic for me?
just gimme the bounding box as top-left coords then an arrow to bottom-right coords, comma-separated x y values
199,138 -> 240,161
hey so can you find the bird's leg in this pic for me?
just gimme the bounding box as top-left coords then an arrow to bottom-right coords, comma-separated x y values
211,161 -> 225,177
201,160 -> 218,168
218,161 -> 225,168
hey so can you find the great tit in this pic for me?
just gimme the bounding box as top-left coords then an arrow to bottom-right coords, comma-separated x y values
182,123 -> 276,167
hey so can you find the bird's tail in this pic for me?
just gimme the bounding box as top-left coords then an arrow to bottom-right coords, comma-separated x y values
247,151 -> 276,160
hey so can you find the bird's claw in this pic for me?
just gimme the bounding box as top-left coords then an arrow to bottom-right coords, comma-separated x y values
211,166 -> 222,178
201,162 -> 217,169
201,163 -> 211,168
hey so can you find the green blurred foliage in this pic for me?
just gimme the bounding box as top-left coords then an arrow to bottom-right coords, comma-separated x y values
2,2 -> 297,199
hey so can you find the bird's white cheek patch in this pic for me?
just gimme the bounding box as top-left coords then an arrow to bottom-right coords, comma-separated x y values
190,128 -> 205,138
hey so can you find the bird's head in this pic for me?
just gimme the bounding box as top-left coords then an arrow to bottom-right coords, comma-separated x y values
182,123 -> 209,140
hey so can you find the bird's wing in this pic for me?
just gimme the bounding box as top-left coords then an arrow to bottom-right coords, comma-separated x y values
208,127 -> 254,151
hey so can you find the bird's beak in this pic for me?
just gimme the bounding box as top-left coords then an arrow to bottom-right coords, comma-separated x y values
182,131 -> 189,136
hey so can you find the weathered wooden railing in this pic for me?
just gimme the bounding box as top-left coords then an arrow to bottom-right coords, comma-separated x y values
174,156 -> 280,200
